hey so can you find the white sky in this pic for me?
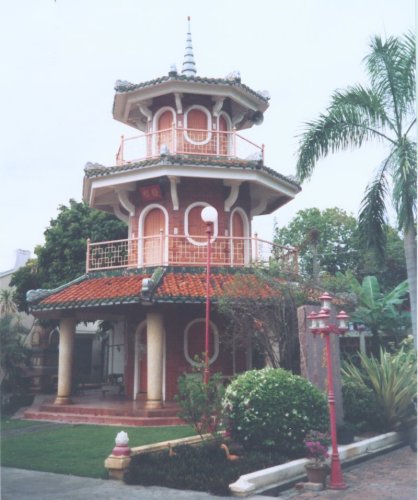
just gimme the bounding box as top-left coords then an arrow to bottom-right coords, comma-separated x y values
0,0 -> 415,272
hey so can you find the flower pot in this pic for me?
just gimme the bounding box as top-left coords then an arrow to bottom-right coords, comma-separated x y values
305,463 -> 328,485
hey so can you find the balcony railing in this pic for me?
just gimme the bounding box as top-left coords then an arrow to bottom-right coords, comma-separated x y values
86,234 -> 298,275
115,126 -> 264,165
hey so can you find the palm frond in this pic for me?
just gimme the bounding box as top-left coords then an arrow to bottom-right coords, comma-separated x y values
296,93 -> 392,182
332,84 -> 394,133
366,33 -> 416,132
390,138 -> 417,231
358,157 -> 391,257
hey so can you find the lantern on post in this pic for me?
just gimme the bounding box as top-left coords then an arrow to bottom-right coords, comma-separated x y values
307,293 -> 350,490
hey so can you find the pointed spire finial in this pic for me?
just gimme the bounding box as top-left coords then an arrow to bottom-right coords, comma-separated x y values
182,16 -> 197,77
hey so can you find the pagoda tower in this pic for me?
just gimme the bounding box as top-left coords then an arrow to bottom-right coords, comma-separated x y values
27,20 -> 300,412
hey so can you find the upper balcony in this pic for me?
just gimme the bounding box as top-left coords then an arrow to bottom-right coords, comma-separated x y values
115,126 -> 264,166
86,234 -> 298,276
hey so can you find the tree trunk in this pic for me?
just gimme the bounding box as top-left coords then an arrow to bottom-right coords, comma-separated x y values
403,224 -> 417,348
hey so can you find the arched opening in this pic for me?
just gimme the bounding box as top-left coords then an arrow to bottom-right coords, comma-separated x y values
218,114 -> 229,155
231,208 -> 249,265
143,207 -> 166,265
184,319 -> 219,367
184,106 -> 212,153
188,205 -> 208,243
157,110 -> 174,154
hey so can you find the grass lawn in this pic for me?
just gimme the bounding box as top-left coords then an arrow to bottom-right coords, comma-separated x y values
1,419 -> 196,478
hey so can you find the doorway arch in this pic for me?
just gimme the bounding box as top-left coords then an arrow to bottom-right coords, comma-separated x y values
138,204 -> 168,266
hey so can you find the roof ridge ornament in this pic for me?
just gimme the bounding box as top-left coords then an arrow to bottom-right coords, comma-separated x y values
181,16 -> 197,77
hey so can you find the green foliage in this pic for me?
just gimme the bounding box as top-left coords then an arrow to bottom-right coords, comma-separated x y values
175,368 -> 225,439
295,31 -> 417,344
274,208 -> 407,293
348,275 -> 410,350
341,347 -> 417,430
223,368 -> 329,455
10,199 -> 127,312
274,207 -> 359,280
342,381 -> 382,432
125,442 -> 287,495
0,315 -> 30,396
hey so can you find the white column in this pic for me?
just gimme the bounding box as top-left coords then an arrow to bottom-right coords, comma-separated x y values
54,317 -> 76,405
146,312 -> 164,408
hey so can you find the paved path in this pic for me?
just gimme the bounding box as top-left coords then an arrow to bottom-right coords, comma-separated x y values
1,446 -> 416,499
276,446 -> 417,499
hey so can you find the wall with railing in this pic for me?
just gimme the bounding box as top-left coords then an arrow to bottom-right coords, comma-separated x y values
115,126 -> 264,165
86,235 -> 298,275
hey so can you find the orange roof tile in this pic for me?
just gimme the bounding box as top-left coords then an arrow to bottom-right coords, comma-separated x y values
41,274 -> 149,306
30,270 -> 285,313
156,272 -> 279,300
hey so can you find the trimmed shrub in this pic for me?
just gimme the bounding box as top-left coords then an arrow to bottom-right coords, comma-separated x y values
223,368 -> 329,456
342,381 -> 382,432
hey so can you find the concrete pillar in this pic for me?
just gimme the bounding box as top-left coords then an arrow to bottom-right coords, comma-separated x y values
54,317 -> 76,405
146,312 -> 164,408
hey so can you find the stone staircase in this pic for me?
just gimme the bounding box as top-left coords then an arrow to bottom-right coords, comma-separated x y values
23,395 -> 185,427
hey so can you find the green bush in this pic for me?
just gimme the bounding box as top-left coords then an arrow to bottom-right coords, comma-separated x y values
341,347 -> 417,431
124,442 -> 287,495
175,371 -> 225,439
342,381 -> 382,432
223,368 -> 329,456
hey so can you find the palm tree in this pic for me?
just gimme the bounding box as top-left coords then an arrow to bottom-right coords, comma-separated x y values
0,289 -> 18,317
296,32 -> 416,346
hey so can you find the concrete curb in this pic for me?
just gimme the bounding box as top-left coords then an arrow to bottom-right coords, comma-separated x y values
229,431 -> 404,497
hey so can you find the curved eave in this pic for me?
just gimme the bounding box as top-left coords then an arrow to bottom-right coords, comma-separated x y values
83,158 -> 301,216
113,78 -> 269,132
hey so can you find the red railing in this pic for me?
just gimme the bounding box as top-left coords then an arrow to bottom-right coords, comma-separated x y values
86,234 -> 298,275
115,126 -> 264,165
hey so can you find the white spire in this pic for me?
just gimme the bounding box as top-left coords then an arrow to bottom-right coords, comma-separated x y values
181,16 -> 197,77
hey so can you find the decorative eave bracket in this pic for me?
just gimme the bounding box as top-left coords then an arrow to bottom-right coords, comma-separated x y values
116,189 -> 135,216
212,97 -> 225,117
168,176 -> 180,210
224,180 -> 241,212
251,198 -> 268,217
174,93 -> 183,114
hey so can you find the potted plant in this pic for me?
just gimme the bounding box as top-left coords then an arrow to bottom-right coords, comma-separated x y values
304,430 -> 331,485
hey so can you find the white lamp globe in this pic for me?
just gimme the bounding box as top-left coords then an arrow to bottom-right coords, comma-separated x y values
201,206 -> 218,223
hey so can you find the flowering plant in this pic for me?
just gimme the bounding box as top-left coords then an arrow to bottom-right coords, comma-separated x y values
304,430 -> 330,466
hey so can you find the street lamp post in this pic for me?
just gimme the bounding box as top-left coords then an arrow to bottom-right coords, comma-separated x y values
201,206 -> 218,385
307,292 -> 349,490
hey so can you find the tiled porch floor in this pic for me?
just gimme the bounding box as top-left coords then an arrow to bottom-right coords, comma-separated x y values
23,390 -> 185,427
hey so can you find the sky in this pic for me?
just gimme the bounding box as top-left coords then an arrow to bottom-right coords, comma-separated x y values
0,0 -> 415,272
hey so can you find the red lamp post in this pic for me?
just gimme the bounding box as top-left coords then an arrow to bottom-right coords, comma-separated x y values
201,206 -> 218,384
307,292 -> 349,490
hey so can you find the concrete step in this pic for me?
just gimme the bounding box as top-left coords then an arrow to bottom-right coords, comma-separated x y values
23,410 -> 185,427
38,403 -> 180,418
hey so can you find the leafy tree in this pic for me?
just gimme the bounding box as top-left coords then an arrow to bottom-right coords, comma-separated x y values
10,199 -> 127,312
274,207 -> 359,280
296,32 -> 417,345
356,225 -> 407,292
0,315 -> 30,394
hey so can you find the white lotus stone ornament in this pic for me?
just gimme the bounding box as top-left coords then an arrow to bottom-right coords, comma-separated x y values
112,431 -> 131,456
